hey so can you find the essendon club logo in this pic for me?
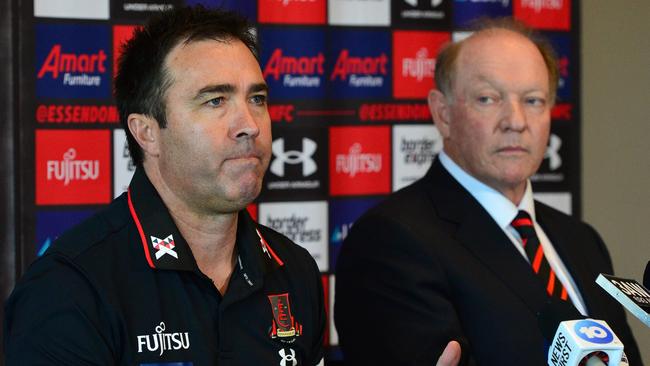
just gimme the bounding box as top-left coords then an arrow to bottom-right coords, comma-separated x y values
328,30 -> 391,99
36,130 -> 111,205
258,0 -> 326,24
393,31 -> 450,99
260,28 -> 326,100
514,0 -> 571,31
329,126 -> 390,196
36,24 -> 110,99
268,293 -> 302,340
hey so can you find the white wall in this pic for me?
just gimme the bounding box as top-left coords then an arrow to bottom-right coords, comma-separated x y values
582,1 -> 650,362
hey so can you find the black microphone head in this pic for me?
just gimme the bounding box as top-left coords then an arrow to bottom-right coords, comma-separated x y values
644,260 -> 650,289
537,298 -> 584,341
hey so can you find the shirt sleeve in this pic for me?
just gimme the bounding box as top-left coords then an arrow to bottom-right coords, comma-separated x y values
4,255 -> 118,366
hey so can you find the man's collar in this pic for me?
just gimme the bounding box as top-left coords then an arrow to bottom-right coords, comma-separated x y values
438,150 -> 536,229
127,168 -> 283,281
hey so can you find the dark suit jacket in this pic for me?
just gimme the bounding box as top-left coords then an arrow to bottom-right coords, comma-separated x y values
334,159 -> 642,366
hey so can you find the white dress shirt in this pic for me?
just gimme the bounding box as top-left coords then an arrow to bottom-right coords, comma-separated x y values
438,151 -> 588,315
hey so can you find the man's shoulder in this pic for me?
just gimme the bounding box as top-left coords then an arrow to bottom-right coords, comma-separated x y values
48,193 -> 133,261
255,224 -> 320,275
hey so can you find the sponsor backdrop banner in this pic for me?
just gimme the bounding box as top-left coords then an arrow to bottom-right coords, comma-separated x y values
19,0 -> 580,363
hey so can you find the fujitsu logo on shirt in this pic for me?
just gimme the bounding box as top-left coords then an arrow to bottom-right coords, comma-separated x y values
520,0 -> 562,12
402,48 -> 435,82
136,322 -> 190,356
335,143 -> 382,178
46,148 -> 100,186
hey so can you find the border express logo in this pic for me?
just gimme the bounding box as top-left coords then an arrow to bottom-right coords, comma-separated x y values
261,126 -> 327,200
258,0 -> 326,24
36,210 -> 95,256
327,30 -> 391,99
514,0 -> 571,31
36,24 -> 110,99
260,28 -> 326,100
453,0 -> 511,28
329,126 -> 391,196
392,125 -> 442,191
259,201 -> 328,271
328,0 -> 390,26
36,130 -> 111,205
393,31 -> 450,99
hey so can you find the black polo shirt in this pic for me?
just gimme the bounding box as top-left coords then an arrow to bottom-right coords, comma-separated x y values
5,168 -> 325,366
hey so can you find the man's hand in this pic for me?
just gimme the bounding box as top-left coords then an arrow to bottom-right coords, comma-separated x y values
436,341 -> 461,366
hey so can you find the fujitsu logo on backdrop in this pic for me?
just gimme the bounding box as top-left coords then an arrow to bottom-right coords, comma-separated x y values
330,50 -> 388,87
520,0 -> 562,12
335,143 -> 382,178
263,49 -> 325,87
37,45 -> 107,86
402,48 -> 435,81
46,148 -> 99,186
36,129 -> 110,205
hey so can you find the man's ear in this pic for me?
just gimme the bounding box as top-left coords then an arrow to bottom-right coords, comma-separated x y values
127,113 -> 161,158
428,89 -> 452,138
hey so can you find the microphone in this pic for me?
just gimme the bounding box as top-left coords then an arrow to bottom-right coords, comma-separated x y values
537,299 -> 624,366
596,273 -> 650,327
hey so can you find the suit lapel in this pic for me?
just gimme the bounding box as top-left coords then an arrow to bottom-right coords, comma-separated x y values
424,160 -> 550,313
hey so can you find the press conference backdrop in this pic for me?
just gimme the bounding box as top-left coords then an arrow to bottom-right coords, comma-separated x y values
16,0 -> 580,362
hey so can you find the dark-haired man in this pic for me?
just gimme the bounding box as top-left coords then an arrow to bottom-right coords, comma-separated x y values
335,20 -> 642,365
5,7 -> 326,365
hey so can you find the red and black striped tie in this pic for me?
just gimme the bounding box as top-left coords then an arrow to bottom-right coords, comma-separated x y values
511,210 -> 568,301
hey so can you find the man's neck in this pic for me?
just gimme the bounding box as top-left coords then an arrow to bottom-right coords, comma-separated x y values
143,163 -> 239,294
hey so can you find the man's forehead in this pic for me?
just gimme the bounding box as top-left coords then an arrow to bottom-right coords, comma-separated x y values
454,30 -> 546,78
164,38 -> 263,85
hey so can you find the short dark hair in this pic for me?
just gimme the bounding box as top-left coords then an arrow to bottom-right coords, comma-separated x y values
434,17 -> 559,104
114,6 -> 258,166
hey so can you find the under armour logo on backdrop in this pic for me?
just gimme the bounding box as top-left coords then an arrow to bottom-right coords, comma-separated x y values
544,134 -> 562,171
151,234 -> 178,260
270,138 -> 317,177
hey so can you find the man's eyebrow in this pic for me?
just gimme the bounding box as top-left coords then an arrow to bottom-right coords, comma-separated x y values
248,83 -> 268,94
194,84 -> 236,100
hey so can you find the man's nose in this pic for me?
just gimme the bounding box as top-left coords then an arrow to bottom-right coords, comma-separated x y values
231,103 -> 261,140
500,98 -> 527,132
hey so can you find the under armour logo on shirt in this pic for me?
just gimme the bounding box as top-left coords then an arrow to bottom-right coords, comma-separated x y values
279,348 -> 297,366
151,234 -> 178,260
